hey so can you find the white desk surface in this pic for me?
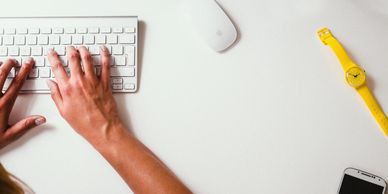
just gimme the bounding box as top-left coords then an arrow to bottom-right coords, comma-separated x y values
2,0 -> 388,193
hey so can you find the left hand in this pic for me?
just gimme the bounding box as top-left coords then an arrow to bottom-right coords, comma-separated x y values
0,58 -> 46,149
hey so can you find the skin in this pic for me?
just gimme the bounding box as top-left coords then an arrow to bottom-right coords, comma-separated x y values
47,46 -> 191,193
0,58 -> 46,149
0,46 -> 192,194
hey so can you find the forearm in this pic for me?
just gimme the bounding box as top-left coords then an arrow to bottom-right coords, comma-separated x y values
92,125 -> 192,194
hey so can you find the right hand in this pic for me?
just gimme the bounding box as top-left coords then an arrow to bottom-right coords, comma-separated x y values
46,46 -> 124,145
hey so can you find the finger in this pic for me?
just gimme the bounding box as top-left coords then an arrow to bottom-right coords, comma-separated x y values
67,46 -> 83,78
3,58 -> 34,102
0,59 -> 17,90
46,79 -> 63,109
100,46 -> 111,90
79,46 -> 96,80
48,50 -> 69,84
4,115 -> 46,143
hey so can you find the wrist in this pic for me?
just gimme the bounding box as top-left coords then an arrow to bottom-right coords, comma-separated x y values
88,121 -> 132,153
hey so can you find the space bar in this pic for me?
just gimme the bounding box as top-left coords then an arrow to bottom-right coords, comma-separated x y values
21,79 -> 50,91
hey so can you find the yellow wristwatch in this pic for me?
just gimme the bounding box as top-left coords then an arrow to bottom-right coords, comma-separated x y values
317,27 -> 388,137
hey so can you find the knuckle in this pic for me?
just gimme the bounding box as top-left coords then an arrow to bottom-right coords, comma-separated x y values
69,51 -> 80,60
23,120 -> 31,129
62,83 -> 73,95
83,53 -> 92,62
51,62 -> 62,69
0,68 -> 5,78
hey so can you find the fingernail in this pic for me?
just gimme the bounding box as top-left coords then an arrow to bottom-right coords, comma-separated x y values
48,49 -> 55,55
100,46 -> 107,52
25,57 -> 34,64
35,117 -> 46,126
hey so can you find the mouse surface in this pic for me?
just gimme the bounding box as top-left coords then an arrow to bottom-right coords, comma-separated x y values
181,0 -> 238,52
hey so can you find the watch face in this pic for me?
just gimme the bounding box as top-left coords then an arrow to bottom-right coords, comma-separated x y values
345,67 -> 366,88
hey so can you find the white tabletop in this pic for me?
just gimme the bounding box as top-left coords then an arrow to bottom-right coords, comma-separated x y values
2,0 -> 388,193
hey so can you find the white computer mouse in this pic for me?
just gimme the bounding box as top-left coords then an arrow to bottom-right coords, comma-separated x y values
181,0 -> 238,52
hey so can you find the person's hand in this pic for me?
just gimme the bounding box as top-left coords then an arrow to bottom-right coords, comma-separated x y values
46,46 -> 124,146
0,58 -> 46,149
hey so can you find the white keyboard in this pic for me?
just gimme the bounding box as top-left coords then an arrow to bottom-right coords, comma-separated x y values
0,16 -> 138,93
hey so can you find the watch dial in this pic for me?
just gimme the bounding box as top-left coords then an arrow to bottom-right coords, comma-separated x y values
345,67 -> 366,88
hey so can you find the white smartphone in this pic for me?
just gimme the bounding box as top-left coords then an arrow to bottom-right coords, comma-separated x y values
338,168 -> 386,194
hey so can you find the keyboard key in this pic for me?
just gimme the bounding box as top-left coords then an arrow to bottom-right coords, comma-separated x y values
20,47 -> 31,56
26,36 -> 37,45
125,46 -> 135,66
39,67 -> 51,78
15,36 -> 26,45
38,36 -> 49,45
0,48 -> 7,56
8,47 -> 19,56
114,56 -> 125,66
112,78 -> 123,84
21,79 -> 49,91
41,28 -> 52,34
84,35 -> 95,45
124,83 -> 135,90
64,27 -> 76,34
3,36 -> 14,45
17,28 -> 28,34
77,27 -> 87,34
124,27 -> 135,33
112,84 -> 123,90
49,35 -> 60,45
5,28 -> 16,35
95,35 -> 106,44
107,34 -> 118,44
53,27 -> 64,34
112,45 -> 123,55
113,27 -> 123,33
118,34 -> 135,44
61,35 -> 72,45
110,67 -> 135,77
88,46 -> 100,55
92,56 -> 101,66
88,27 -> 99,34
29,28 -> 40,34
34,57 -> 45,67
72,35 -> 83,45
100,27 -> 111,34
31,46 -> 43,56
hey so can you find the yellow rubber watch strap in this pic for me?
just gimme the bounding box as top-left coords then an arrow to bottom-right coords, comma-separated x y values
317,28 -> 354,71
357,86 -> 388,136
318,27 -> 388,138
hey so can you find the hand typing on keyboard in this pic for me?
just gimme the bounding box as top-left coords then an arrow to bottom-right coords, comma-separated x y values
45,46 -> 191,193
0,58 -> 45,149
0,17 -> 191,194
46,46 -> 124,144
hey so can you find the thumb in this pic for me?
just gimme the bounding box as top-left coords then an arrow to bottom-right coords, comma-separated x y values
4,116 -> 46,143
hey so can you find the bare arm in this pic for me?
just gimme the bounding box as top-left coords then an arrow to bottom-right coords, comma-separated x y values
47,46 -> 192,194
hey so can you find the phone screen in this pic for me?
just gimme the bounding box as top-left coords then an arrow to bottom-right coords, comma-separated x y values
339,174 -> 384,194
